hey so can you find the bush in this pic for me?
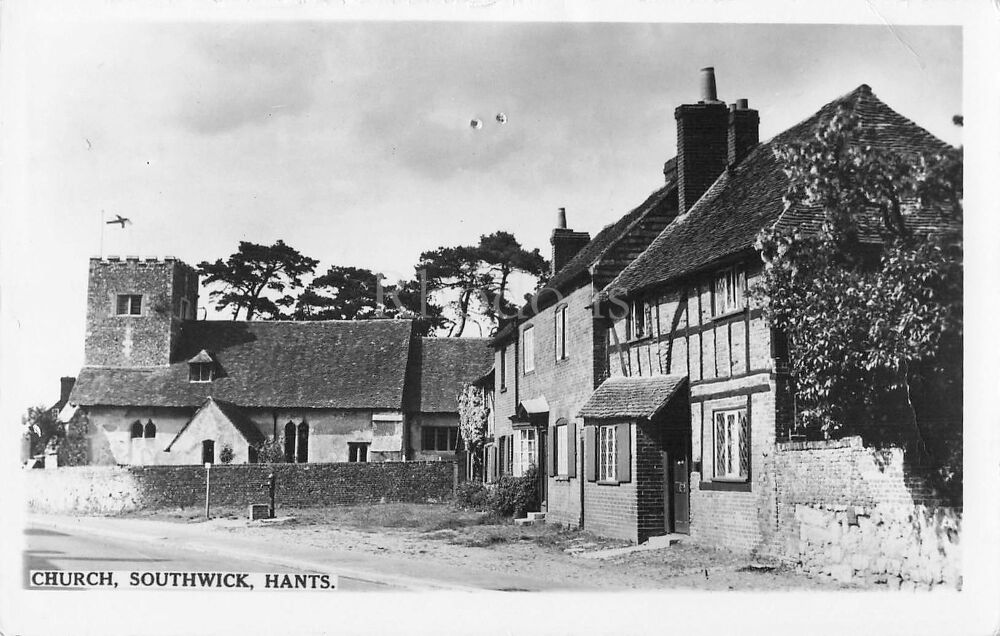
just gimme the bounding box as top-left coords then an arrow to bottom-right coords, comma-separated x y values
455,481 -> 490,511
219,444 -> 234,464
487,466 -> 540,518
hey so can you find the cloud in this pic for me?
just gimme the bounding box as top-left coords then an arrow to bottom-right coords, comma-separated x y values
174,24 -> 328,135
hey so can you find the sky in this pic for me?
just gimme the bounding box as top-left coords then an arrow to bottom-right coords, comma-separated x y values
1,19 -> 962,419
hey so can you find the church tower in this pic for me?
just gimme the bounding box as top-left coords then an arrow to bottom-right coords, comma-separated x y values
83,256 -> 199,367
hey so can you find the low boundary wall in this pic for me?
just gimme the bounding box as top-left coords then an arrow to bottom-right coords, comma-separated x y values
766,436 -> 961,590
26,461 -> 458,514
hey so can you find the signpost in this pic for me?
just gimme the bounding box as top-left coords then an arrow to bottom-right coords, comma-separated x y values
204,462 -> 212,519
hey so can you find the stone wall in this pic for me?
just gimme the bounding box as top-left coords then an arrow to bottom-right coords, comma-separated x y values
766,437 -> 961,589
26,461 -> 457,514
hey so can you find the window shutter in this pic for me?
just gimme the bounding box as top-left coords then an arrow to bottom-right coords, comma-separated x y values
490,446 -> 498,482
567,421 -> 577,478
615,422 -> 631,483
498,436 -> 506,476
547,424 -> 557,477
584,426 -> 597,482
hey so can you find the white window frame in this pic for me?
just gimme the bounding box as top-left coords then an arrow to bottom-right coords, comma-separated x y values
514,428 -> 536,476
188,362 -> 213,383
714,266 -> 746,316
714,407 -> 749,481
522,326 -> 535,374
555,305 -> 568,361
556,423 -> 569,475
116,294 -> 142,316
598,425 -> 616,482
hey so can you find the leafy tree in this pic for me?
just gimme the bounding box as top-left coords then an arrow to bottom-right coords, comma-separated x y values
476,231 -> 549,323
198,240 -> 319,320
752,106 -> 962,471
418,234 -> 549,337
418,245 -> 491,337
291,265 -> 445,336
23,405 -> 63,457
458,384 -> 490,480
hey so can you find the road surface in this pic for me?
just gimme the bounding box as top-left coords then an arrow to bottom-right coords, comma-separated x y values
23,524 -> 397,591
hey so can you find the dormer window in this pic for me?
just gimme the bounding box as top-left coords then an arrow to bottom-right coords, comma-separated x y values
187,349 -> 214,383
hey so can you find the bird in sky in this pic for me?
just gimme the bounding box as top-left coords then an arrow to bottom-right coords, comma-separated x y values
106,214 -> 132,228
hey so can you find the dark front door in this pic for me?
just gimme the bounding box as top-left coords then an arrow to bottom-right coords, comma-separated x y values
662,446 -> 690,534
537,429 -> 548,510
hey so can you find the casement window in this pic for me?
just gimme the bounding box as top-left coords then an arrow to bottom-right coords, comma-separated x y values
348,442 -> 369,463
296,422 -> 309,463
713,266 -> 746,316
499,346 -> 507,391
422,426 -> 458,451
714,408 -> 749,481
513,428 -> 536,476
625,300 -> 652,340
522,326 -> 535,374
116,294 -> 142,316
284,422 -> 297,463
554,305 -> 568,360
584,422 -> 631,484
189,362 -> 213,383
201,440 -> 215,464
598,425 -> 617,481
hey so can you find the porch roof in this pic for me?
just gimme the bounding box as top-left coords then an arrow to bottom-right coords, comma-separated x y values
578,375 -> 687,420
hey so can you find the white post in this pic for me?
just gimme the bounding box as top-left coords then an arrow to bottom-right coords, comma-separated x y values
204,462 -> 212,519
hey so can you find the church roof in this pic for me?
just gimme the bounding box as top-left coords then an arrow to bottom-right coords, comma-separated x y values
70,319 -> 416,409
409,337 -> 494,413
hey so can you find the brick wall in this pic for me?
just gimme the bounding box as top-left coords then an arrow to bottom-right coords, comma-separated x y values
763,437 -> 961,589
26,461 -> 457,514
583,423 -> 638,542
635,420 -> 665,542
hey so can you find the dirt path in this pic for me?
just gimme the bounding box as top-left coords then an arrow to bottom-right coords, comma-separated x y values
121,504 -> 863,591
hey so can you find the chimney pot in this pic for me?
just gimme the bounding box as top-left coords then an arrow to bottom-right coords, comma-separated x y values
557,207 -> 567,230
699,67 -> 719,103
736,98 -> 749,110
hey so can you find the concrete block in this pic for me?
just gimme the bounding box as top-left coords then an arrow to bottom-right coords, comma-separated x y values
249,504 -> 270,520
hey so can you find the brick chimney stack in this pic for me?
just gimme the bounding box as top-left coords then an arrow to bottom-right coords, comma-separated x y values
550,207 -> 590,276
674,67 -> 730,213
728,98 -> 759,167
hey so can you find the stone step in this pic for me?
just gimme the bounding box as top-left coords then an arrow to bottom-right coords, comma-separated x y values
527,511 -> 546,522
513,517 -> 535,527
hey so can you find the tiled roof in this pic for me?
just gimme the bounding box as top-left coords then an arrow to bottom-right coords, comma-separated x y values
578,375 -> 687,420
492,158 -> 678,344
70,319 -> 416,409
414,337 -> 494,412
604,85 -> 954,298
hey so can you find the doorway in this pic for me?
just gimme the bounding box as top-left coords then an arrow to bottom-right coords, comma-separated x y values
537,428 -> 548,511
661,435 -> 690,534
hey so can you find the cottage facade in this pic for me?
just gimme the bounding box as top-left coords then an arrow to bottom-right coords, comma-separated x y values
65,256 -> 492,466
488,69 -> 957,550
